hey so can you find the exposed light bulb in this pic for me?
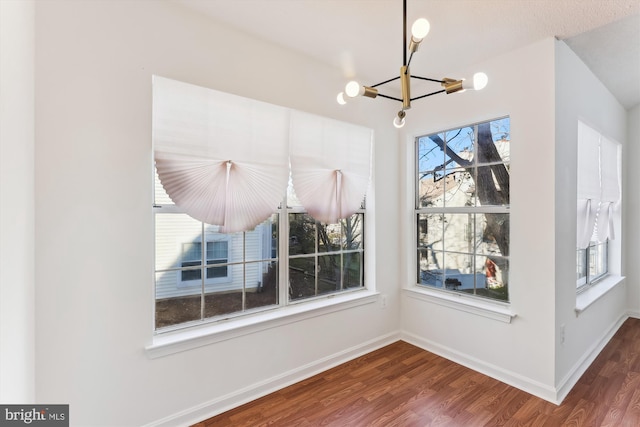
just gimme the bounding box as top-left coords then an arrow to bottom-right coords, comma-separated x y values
337,92 -> 347,105
461,72 -> 489,91
473,72 -> 488,90
345,80 -> 363,98
411,18 -> 430,41
393,111 -> 406,128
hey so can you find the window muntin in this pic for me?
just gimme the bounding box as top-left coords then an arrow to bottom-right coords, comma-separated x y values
288,213 -> 364,302
154,173 -> 365,332
415,117 -> 510,302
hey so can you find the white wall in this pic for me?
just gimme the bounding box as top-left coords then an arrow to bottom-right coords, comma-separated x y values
0,0 -> 36,403
554,40 -> 628,396
399,38 -> 559,401
34,1 -> 399,426
626,105 -> 640,316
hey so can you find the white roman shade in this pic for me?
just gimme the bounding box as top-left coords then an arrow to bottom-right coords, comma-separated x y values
597,136 -> 620,242
153,76 -> 290,233
576,121 -> 620,248
289,111 -> 373,224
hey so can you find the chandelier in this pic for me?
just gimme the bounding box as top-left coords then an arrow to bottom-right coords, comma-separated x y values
337,0 -> 488,128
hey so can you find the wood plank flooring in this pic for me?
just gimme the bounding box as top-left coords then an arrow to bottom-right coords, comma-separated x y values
194,317 -> 640,426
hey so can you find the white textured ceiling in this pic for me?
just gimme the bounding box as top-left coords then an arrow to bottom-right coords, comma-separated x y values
175,0 -> 640,109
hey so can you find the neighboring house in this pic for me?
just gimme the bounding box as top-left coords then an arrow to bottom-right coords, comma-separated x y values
155,217 -> 272,299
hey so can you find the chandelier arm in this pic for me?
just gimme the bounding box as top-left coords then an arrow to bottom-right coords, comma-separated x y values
406,51 -> 415,69
410,89 -> 446,102
371,76 -> 401,88
376,93 -> 404,102
411,76 -> 447,84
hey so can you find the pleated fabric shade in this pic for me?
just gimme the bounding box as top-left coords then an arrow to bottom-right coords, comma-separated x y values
289,111 -> 373,224
153,76 -> 290,233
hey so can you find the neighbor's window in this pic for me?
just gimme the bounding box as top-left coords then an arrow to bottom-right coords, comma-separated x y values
154,174 -> 365,331
415,117 -> 510,301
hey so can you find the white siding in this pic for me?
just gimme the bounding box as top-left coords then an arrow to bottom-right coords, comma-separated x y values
155,214 -> 269,299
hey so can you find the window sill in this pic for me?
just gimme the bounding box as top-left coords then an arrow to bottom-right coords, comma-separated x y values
145,290 -> 379,359
403,286 -> 516,323
575,275 -> 625,315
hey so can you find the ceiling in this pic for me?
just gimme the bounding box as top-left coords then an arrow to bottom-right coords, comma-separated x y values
175,0 -> 640,110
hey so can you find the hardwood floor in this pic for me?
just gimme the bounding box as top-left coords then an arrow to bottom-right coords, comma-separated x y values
194,317 -> 640,426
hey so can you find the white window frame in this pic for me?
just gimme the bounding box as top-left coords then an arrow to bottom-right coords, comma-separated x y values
413,117 -> 511,303
153,191 -> 369,332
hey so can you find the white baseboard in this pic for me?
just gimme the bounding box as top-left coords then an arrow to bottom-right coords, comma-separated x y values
143,331 -> 402,427
556,313 -> 628,403
400,331 -> 559,404
627,310 -> 640,319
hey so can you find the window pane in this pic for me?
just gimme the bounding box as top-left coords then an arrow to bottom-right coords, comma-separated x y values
476,164 -> 510,206
318,223 -> 341,253
417,171 -> 444,208
289,257 -> 316,301
318,254 -> 341,295
205,263 -> 228,279
244,215 -> 278,262
443,168 -> 476,208
204,289 -> 242,318
343,252 -> 362,289
418,249 -> 443,288
155,213 -> 202,271
477,118 -> 510,164
417,136 -> 445,175
444,126 -> 475,169
341,214 -> 363,250
155,272 -> 201,329
289,213 -> 316,255
475,213 -> 509,257
443,213 -> 474,253
577,249 -> 587,286
475,256 -> 509,301
418,213 -> 443,251
443,251 -> 473,291
246,261 -> 279,309
207,241 -> 227,259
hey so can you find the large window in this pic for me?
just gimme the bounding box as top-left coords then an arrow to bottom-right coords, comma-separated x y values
152,76 -> 371,333
415,117 -> 510,301
154,175 -> 365,332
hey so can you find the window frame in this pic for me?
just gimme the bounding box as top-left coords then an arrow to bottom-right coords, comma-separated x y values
413,117 -> 511,303
153,191 -> 367,335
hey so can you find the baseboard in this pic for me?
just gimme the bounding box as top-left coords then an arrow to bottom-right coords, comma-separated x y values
143,331 -> 402,427
627,310 -> 640,319
555,312 -> 628,403
400,331 -> 559,404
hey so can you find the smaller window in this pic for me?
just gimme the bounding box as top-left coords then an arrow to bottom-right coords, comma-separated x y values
577,240 -> 608,290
